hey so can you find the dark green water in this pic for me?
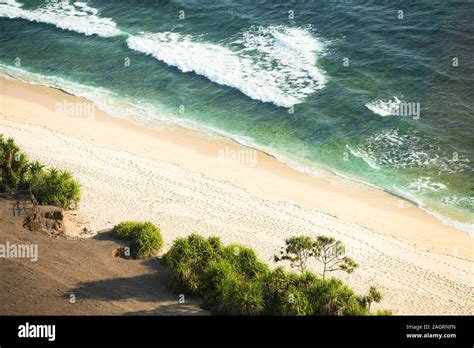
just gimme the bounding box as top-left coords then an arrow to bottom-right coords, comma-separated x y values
1,0 -> 473,232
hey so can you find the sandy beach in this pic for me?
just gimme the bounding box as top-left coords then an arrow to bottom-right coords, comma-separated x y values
1,76 -> 473,315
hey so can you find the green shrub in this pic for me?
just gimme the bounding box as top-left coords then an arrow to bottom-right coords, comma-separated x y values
165,234 -> 378,316
267,283 -> 312,315
0,136 -> 31,192
225,278 -> 266,315
222,244 -> 270,279
131,223 -> 164,258
278,288 -> 312,315
164,235 -> 269,314
306,277 -> 368,315
25,160 -> 46,183
30,168 -> 80,209
363,286 -> 383,312
264,268 -> 315,315
0,134 -> 81,209
202,260 -> 242,311
202,260 -> 266,315
112,221 -> 164,259
164,234 -> 223,294
112,221 -> 141,240
265,270 -> 367,315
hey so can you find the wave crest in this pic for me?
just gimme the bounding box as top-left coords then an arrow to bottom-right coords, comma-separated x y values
365,97 -> 401,117
0,2 -> 326,107
0,0 -> 121,37
126,26 -> 327,107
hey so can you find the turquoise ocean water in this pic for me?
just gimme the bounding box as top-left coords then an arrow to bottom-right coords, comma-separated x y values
0,0 -> 473,233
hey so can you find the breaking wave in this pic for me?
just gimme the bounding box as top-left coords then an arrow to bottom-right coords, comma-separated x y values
126,26 -> 327,107
0,0 -> 121,37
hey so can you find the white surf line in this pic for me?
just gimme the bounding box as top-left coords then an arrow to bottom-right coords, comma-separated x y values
126,26 -> 327,107
0,0 -> 121,37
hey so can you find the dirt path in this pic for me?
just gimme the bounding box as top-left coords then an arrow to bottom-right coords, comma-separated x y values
0,195 -> 206,315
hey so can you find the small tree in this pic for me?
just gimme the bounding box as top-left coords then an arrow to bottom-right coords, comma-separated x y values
274,236 -> 316,273
314,236 -> 357,278
364,286 -> 383,312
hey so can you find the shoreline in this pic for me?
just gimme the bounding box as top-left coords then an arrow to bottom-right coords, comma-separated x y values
2,67 -> 472,236
1,76 -> 473,315
1,76 -> 471,260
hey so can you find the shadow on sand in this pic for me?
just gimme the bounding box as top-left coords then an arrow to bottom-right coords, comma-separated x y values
66,254 -> 207,315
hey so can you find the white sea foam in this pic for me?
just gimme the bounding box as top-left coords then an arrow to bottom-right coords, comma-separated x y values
352,129 -> 471,173
0,0 -> 121,37
2,65 -> 471,234
345,144 -> 380,170
422,207 -> 474,236
0,63 -> 147,124
366,97 -> 421,119
0,2 -> 326,106
406,177 -> 447,192
395,187 -> 474,235
365,97 -> 401,117
441,195 -> 474,208
126,26 -> 326,107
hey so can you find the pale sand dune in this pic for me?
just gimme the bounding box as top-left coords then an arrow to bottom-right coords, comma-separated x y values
0,77 -> 473,315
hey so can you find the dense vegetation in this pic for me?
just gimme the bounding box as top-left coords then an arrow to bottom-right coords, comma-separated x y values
164,234 -> 391,315
0,134 -> 80,208
112,221 -> 164,259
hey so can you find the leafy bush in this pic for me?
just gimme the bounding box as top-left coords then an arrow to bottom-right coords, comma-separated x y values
131,224 -> 164,259
0,135 -> 30,192
112,221 -> 164,259
0,134 -> 81,209
264,268 -> 316,315
362,286 -> 383,312
222,244 -> 270,279
165,234 -> 382,316
306,277 -> 368,315
112,221 -> 140,240
202,260 -> 238,304
202,259 -> 266,315
225,278 -> 266,315
163,234 -> 224,294
164,235 -> 269,314
30,168 -> 80,209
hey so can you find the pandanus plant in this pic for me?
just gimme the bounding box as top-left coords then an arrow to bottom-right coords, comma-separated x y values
0,135 -> 31,192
